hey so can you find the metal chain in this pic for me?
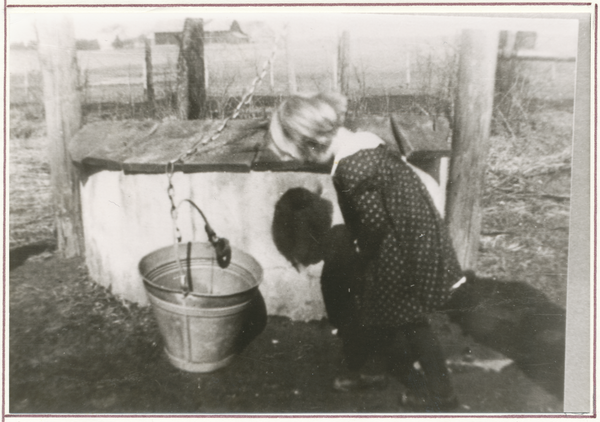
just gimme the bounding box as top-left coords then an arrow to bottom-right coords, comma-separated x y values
166,24 -> 288,261
166,161 -> 188,294
168,24 -> 288,168
166,161 -> 182,243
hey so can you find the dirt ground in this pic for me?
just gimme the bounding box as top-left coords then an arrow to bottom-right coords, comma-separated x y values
9,253 -> 563,415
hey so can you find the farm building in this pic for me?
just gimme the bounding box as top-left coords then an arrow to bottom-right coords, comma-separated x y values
153,19 -> 250,45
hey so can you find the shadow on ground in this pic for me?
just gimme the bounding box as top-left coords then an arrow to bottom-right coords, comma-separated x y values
9,254 -> 563,414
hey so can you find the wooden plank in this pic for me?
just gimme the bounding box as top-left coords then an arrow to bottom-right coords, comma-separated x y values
251,147 -> 331,173
69,114 -> 453,176
123,120 -> 215,167
390,113 -> 451,158
69,121 -> 158,164
345,115 -> 400,153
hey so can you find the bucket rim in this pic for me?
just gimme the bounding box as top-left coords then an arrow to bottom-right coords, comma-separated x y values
139,241 -> 262,298
141,276 -> 259,299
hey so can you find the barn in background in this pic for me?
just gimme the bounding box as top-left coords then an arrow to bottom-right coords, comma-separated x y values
153,19 -> 250,45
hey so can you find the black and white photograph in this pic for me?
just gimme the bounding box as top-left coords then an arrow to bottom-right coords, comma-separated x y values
5,4 -> 593,416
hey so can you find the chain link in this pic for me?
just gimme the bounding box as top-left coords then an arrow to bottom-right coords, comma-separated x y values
166,24 -> 288,252
168,24 -> 287,168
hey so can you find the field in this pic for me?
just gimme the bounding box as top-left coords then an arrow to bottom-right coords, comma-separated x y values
9,36 -> 576,110
7,33 -> 575,413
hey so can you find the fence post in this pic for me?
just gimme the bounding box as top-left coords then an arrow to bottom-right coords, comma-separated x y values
36,15 -> 84,258
446,29 -> 499,271
285,24 -> 297,94
204,56 -> 209,91
176,18 -> 207,120
495,30 -> 517,98
336,31 -> 350,94
24,71 -> 29,102
144,37 -> 156,116
269,57 -> 275,91
405,49 -> 411,86
127,64 -> 134,115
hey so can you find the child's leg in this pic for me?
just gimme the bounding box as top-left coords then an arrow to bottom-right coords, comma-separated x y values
334,325 -> 392,391
388,329 -> 428,395
400,320 -> 458,410
339,324 -> 371,372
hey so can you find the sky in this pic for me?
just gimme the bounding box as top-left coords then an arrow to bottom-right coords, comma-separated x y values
8,10 -> 580,56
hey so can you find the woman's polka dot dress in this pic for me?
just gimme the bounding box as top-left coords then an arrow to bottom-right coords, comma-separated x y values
333,144 -> 463,327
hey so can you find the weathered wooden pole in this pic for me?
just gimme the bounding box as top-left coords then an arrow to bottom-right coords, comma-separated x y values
269,57 -> 275,90
336,31 -> 350,94
144,36 -> 156,116
285,24 -> 297,94
495,30 -> 517,100
446,29 -> 499,270
176,18 -> 206,120
36,15 -> 84,257
405,49 -> 411,86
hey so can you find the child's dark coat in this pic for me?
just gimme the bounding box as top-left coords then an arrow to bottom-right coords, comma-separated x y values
271,187 -> 566,400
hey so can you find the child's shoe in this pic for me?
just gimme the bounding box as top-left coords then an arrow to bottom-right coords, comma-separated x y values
333,376 -> 361,392
333,373 -> 388,392
359,373 -> 388,390
400,390 -> 459,412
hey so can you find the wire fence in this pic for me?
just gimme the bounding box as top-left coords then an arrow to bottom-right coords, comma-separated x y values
9,36 -> 577,122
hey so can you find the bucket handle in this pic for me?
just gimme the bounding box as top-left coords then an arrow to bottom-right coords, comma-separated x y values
172,199 -> 232,296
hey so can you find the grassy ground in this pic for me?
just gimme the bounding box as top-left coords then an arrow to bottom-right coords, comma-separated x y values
7,100 -> 571,413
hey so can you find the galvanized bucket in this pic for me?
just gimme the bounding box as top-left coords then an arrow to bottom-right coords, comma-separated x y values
139,240 -> 265,373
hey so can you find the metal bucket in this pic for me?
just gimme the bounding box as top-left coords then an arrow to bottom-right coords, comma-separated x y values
139,241 -> 265,373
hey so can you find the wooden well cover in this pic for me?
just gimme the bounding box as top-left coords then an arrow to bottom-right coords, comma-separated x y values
69,115 -> 450,174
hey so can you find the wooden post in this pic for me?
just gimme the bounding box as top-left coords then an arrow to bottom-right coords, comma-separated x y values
405,49 -> 411,86
127,64 -> 134,114
144,37 -> 156,116
36,15 -> 84,257
495,30 -> 517,97
269,58 -> 275,91
336,31 -> 350,94
446,29 -> 499,270
176,18 -> 206,120
24,71 -> 29,102
204,56 -> 209,90
285,25 -> 297,94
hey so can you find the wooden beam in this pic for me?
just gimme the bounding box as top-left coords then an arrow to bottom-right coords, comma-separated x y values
446,29 -> 499,271
36,15 -> 84,257
177,18 -> 207,120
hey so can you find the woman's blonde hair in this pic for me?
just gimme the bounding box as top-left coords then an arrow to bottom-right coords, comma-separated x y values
275,92 -> 347,161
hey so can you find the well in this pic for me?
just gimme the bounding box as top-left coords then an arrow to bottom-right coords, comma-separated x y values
69,116 -> 450,321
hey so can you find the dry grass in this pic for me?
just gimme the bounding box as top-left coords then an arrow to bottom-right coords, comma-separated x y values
479,109 -> 572,307
9,106 -> 54,249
